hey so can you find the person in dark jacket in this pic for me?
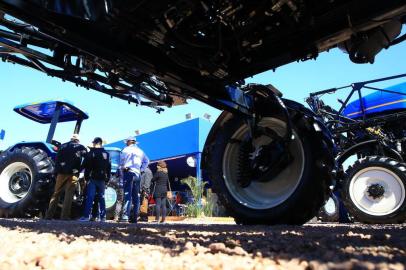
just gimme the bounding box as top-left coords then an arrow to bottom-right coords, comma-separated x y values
79,137 -> 111,221
139,166 -> 153,221
141,167 -> 153,195
45,134 -> 87,220
152,161 -> 170,223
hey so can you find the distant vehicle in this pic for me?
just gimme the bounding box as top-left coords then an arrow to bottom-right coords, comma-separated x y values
307,74 -> 406,224
0,1 -> 405,224
0,100 -> 120,218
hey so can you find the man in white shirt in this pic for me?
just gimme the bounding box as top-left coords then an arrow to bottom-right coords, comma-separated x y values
119,136 -> 149,223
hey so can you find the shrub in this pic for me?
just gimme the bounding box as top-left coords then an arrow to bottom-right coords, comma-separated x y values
181,176 -> 214,217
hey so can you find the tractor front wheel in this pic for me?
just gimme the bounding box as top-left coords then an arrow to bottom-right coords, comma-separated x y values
341,156 -> 406,224
0,147 -> 54,217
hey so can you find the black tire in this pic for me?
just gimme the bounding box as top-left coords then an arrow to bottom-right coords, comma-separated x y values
317,193 -> 340,222
206,109 -> 334,225
105,178 -> 120,220
341,156 -> 406,224
0,147 -> 54,218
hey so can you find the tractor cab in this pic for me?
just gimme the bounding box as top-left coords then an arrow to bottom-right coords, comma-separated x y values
11,100 -> 89,155
104,147 -> 121,174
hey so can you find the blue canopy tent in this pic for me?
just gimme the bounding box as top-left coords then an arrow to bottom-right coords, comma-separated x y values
106,118 -> 212,191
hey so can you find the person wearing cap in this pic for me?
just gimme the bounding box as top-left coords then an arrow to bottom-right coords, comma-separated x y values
79,137 -> 111,221
45,134 -> 87,220
119,136 -> 149,223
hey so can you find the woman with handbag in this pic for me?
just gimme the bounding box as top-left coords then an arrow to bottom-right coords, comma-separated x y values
151,161 -> 170,223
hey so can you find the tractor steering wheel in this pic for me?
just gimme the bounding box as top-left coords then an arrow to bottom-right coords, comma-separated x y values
51,140 -> 61,148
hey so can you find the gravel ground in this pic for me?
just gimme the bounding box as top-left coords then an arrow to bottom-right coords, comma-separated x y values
0,219 -> 404,270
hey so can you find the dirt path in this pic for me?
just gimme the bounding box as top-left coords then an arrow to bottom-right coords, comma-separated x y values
0,219 -> 404,270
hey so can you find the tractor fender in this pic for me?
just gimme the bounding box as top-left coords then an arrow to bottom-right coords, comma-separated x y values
9,142 -> 57,158
201,110 -> 233,170
201,98 -> 336,170
336,139 -> 403,165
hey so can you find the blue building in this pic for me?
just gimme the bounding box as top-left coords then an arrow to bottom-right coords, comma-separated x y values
106,118 -> 212,191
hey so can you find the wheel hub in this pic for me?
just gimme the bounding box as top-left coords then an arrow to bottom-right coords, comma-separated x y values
250,139 -> 292,181
9,171 -> 31,197
366,183 -> 385,200
223,117 -> 305,210
237,129 -> 292,187
0,162 -> 33,203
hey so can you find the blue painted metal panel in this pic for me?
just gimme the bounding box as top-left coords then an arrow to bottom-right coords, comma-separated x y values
198,118 -> 212,152
13,100 -> 89,124
105,147 -> 121,173
9,142 -> 57,157
343,82 -> 406,118
106,118 -> 213,162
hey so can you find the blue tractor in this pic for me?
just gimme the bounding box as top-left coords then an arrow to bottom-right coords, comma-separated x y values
0,100 -> 120,218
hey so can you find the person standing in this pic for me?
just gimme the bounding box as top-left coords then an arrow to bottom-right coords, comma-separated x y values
119,136 -> 149,223
139,166 -> 153,222
45,134 -> 87,220
152,161 -> 170,223
79,137 -> 111,221
113,168 -> 124,221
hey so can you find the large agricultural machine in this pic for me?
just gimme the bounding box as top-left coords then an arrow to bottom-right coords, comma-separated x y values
0,0 -> 405,224
308,74 -> 406,223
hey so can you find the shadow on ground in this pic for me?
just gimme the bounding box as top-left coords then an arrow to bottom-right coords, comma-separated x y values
1,219 -> 405,265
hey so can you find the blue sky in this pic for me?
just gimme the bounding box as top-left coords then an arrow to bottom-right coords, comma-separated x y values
0,41 -> 405,149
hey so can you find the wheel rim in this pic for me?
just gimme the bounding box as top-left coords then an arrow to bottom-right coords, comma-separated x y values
0,162 -> 33,203
105,186 -> 117,209
222,118 -> 305,210
349,166 -> 406,216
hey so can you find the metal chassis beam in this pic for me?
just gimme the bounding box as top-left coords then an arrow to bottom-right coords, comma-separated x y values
0,26 -> 255,117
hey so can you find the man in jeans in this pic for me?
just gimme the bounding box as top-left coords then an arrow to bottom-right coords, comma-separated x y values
79,137 -> 111,221
45,134 -> 87,220
119,136 -> 149,223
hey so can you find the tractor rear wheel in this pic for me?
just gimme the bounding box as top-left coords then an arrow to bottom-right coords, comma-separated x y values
341,156 -> 406,224
206,107 -> 334,225
0,147 -> 54,217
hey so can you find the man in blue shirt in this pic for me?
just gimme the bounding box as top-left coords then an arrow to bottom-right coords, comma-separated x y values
119,136 -> 149,223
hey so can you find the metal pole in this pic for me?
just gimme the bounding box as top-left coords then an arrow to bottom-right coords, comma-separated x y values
195,152 -> 202,205
74,118 -> 83,134
356,87 -> 366,121
46,103 -> 61,143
